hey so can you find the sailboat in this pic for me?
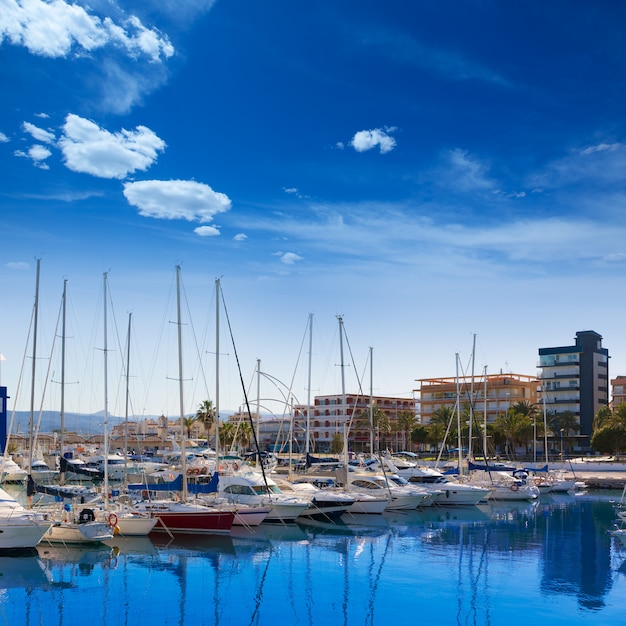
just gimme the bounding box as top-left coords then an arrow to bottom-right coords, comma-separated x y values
93,280 -> 156,537
131,267 -> 235,535
39,277 -> 114,545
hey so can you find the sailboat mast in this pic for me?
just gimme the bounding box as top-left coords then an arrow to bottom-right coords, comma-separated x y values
176,266 -> 187,500
60,279 -> 67,483
456,353 -> 463,476
338,316 -> 347,456
28,259 -> 41,475
215,278 -> 220,461
124,312 -> 132,479
305,313 -> 313,455
103,272 -> 109,495
369,347 -> 374,454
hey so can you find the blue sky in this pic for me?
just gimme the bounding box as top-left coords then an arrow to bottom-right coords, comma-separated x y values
1,0 -> 625,424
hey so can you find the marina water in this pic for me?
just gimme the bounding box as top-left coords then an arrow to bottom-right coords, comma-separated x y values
2,490 -> 626,626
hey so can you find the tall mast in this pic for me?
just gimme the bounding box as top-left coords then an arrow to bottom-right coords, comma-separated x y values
59,279 -> 67,484
369,347 -> 374,454
176,266 -> 187,500
338,316 -> 347,457
456,353 -> 463,476
215,278 -> 220,461
305,313 -> 313,455
28,259 -> 40,477
124,312 -> 132,480
103,272 -> 109,497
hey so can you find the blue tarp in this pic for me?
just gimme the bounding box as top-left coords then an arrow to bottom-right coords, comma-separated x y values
127,472 -> 219,494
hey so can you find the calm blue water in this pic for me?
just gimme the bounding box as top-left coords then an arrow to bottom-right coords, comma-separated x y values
2,492 -> 626,626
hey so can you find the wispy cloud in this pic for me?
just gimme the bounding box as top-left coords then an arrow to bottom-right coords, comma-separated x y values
0,131 -> 9,143
58,114 -> 165,179
233,233 -> 248,241
22,121 -> 55,144
361,29 -> 509,85
5,261 -> 30,270
278,252 -> 304,265
123,179 -> 232,224
14,144 -> 52,168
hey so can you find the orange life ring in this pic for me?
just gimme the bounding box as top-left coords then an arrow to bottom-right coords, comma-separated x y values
534,477 -> 543,486
510,483 -> 519,492
548,475 -> 555,485
107,513 -> 119,527
232,462 -> 239,471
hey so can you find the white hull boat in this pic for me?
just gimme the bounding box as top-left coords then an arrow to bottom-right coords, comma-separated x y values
0,488 -> 52,550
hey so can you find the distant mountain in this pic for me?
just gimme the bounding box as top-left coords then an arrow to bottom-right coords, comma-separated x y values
5,409 -> 238,436
6,410 -> 157,436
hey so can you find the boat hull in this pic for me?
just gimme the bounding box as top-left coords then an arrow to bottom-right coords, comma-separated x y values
0,521 -> 53,550
137,502 -> 235,534
43,521 -> 114,544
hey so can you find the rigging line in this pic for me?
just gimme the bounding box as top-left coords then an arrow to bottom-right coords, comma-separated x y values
140,270 -> 176,419
179,274 -> 213,413
32,289 -> 64,450
4,297 -> 35,456
218,281 -> 270,488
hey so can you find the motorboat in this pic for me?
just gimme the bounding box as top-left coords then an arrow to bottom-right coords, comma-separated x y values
395,465 -> 492,505
346,473 -> 433,511
218,470 -> 310,523
273,477 -> 356,521
0,456 -> 28,483
0,487 -> 52,550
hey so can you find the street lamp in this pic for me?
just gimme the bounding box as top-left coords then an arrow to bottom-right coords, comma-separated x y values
560,428 -> 565,466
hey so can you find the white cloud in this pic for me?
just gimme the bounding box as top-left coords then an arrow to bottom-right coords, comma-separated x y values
234,233 -> 247,241
123,179 -> 232,223
14,144 -> 52,168
445,148 -> 495,192
0,0 -> 174,61
0,131 -> 8,142
23,121 -> 55,144
194,225 -> 220,237
351,128 -> 396,154
58,114 -> 165,179
5,261 -> 29,270
280,252 -> 303,265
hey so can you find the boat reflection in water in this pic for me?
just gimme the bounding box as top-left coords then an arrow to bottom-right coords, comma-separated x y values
1,494 -> 626,625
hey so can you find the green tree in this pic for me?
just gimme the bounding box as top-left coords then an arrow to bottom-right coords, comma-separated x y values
494,409 -> 533,459
397,410 -> 417,451
591,424 -> 626,456
196,400 -> 216,436
182,415 -> 198,440
219,421 -> 235,450
330,432 -> 344,455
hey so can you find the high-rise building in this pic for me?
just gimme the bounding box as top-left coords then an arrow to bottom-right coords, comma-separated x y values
538,330 -> 609,447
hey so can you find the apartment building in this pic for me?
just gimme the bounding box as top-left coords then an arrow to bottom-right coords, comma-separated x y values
611,376 -> 626,409
292,393 -> 417,453
416,373 -> 538,426
538,330 -> 609,446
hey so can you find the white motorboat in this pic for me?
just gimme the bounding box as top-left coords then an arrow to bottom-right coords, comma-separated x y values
218,470 -> 310,523
395,466 -> 492,505
273,478 -> 356,520
348,473 -> 433,510
0,487 -> 52,550
0,457 -> 28,483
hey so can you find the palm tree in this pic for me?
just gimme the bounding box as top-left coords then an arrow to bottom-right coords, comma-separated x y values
396,410 -> 417,451
219,421 -> 235,450
494,409 -> 533,459
182,415 -> 198,440
196,400 -> 216,436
